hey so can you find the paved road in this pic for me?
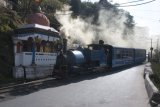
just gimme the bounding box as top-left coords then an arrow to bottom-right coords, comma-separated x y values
0,65 -> 150,107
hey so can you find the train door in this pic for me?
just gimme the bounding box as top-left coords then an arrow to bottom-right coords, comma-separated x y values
104,46 -> 112,68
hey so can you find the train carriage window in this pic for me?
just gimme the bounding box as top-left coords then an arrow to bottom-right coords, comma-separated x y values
89,46 -> 93,50
128,51 -> 130,57
122,49 -> 134,59
129,51 -> 133,58
123,49 -> 128,58
126,50 -> 129,57
128,50 -> 132,58
136,50 -> 145,57
115,49 -> 123,59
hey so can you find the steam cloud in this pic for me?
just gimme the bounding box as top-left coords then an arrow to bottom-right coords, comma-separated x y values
55,7 -> 150,50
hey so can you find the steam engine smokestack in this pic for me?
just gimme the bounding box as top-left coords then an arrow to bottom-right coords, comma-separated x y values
99,40 -> 104,45
63,38 -> 67,53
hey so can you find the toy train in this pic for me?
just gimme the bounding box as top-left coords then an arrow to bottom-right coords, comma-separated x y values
54,40 -> 146,78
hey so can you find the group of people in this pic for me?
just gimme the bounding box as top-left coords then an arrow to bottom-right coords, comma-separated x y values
16,36 -> 62,53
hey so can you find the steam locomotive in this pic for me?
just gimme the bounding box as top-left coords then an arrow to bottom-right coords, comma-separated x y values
54,40 -> 146,78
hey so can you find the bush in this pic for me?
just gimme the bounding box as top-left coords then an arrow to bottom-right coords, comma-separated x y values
151,62 -> 160,90
0,5 -> 23,85
0,32 -> 14,85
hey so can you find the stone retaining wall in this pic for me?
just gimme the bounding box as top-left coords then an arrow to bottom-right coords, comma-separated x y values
144,63 -> 160,107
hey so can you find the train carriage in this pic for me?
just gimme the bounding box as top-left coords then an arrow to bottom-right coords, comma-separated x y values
111,47 -> 135,68
134,49 -> 146,64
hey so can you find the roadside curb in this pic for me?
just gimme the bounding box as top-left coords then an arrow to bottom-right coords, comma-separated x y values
144,64 -> 160,107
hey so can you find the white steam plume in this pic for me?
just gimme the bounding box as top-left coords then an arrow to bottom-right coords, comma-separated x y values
55,6 -> 150,50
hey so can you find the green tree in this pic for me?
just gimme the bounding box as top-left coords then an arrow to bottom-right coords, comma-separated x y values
70,0 -> 81,17
13,0 -> 34,20
0,5 -> 22,82
41,0 -> 65,13
13,0 -> 68,21
59,0 -> 69,4
123,12 -> 135,38
80,2 -> 97,17
41,0 -> 67,30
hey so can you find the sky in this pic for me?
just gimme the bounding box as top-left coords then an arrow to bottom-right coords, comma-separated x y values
81,0 -> 160,38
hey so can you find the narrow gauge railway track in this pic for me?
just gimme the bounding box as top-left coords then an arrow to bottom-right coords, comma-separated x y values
0,78 -> 55,96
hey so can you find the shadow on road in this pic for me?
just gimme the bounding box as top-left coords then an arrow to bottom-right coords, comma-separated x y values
6,64 -> 144,99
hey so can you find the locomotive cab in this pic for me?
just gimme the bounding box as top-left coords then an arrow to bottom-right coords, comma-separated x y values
83,42 -> 113,69
83,45 -> 107,67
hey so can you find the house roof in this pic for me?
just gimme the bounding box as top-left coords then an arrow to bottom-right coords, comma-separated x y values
14,24 -> 60,38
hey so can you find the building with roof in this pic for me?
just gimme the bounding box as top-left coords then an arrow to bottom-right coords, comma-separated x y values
12,1 -> 62,79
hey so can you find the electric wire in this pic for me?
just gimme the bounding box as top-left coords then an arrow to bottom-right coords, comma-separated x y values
117,0 -> 146,5
116,0 -> 156,7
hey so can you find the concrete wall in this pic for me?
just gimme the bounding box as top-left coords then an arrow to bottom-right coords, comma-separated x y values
13,65 -> 54,79
15,52 -> 57,66
144,63 -> 160,106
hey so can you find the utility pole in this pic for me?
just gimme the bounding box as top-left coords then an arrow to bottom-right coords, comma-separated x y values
150,39 -> 153,61
157,38 -> 159,62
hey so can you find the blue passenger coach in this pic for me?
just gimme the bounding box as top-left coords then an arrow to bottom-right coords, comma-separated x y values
112,47 -> 135,67
134,49 -> 146,64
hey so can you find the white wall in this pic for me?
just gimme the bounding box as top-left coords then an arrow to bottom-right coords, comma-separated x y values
15,52 -> 57,66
